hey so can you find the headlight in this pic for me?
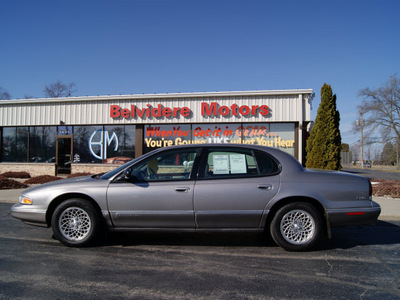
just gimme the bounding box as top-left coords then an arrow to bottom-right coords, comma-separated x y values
19,195 -> 32,205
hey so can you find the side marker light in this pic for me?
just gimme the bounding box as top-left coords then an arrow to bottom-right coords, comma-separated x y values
346,212 -> 365,216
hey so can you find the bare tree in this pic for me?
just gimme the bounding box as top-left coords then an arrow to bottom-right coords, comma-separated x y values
0,86 -> 11,100
44,81 -> 77,98
358,74 -> 400,143
350,144 -> 359,163
364,144 -> 370,162
370,145 -> 381,164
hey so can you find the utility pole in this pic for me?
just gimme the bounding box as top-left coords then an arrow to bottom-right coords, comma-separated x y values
356,111 -> 364,168
397,138 -> 399,170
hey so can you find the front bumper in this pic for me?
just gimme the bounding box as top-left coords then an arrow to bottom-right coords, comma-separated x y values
11,203 -> 48,227
327,201 -> 381,227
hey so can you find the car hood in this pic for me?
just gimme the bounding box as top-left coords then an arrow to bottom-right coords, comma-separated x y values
22,175 -> 101,194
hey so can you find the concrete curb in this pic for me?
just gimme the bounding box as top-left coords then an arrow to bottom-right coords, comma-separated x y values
0,189 -> 27,203
373,197 -> 400,221
1,189 -> 399,221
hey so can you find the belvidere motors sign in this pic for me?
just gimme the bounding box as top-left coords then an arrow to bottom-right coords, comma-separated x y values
110,102 -> 270,119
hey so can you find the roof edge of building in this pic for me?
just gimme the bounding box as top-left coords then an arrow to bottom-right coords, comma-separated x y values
0,89 -> 313,105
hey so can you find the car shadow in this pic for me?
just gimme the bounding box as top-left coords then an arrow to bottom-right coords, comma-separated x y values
104,231 -> 272,248
317,220 -> 400,250
102,220 -> 400,250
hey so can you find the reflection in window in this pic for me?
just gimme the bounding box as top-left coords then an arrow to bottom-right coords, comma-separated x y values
142,123 -> 296,158
73,125 -> 136,164
192,123 -> 241,144
73,126 -> 102,163
270,123 -> 295,156
29,127 -> 57,162
2,127 -> 16,162
104,125 -> 135,163
241,124 -> 271,146
144,124 -> 191,153
57,126 -> 72,136
1,127 -> 28,162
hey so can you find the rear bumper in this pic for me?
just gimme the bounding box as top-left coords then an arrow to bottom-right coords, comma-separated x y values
327,201 -> 381,227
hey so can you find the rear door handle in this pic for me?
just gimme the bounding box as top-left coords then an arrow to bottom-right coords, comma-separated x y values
175,187 -> 190,192
257,185 -> 272,190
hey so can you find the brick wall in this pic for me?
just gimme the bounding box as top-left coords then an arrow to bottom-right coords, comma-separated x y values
71,164 -> 118,174
0,163 -> 56,177
0,163 -> 119,177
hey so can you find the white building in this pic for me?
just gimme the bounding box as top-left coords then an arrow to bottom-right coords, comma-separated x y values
0,89 -> 313,176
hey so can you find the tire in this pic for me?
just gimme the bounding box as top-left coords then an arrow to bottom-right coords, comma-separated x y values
51,198 -> 103,247
270,202 -> 322,251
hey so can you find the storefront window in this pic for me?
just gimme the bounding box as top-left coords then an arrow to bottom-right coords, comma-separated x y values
241,123 -> 272,146
104,125 -> 135,162
143,123 -> 296,156
16,128 -> 28,161
144,124 -> 191,153
270,123 -> 295,155
0,122 -> 296,164
73,126 -> 103,163
2,127 -> 16,162
192,124 -> 242,144
57,126 -> 72,136
1,127 -> 28,162
29,127 -> 57,162
73,125 -> 135,163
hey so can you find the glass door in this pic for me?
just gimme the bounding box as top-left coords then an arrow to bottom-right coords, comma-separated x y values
56,137 -> 72,175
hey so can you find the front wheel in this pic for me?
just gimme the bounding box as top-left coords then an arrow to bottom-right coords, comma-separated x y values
270,202 -> 323,251
51,198 -> 103,247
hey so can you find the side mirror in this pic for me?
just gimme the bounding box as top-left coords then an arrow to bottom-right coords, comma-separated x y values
124,168 -> 131,180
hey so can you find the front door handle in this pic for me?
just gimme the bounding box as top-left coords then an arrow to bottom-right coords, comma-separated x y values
175,187 -> 190,192
257,185 -> 272,190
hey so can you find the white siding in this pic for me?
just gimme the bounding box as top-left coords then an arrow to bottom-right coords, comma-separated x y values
0,90 -> 312,126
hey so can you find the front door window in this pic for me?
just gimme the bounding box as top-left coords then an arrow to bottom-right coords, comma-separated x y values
56,137 -> 72,175
128,148 -> 198,182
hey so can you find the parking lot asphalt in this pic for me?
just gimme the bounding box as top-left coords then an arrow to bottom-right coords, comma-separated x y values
1,188 -> 399,221
1,201 -> 400,300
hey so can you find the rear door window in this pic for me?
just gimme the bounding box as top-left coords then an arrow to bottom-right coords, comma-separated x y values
198,148 -> 280,179
254,150 -> 280,175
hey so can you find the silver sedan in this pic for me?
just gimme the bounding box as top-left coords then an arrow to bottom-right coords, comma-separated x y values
11,144 -> 381,251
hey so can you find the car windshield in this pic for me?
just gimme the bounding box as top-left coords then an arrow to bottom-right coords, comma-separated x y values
99,151 -> 156,180
97,158 -> 140,180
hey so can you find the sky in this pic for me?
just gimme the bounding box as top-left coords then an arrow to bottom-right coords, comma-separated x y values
1,0 -> 399,148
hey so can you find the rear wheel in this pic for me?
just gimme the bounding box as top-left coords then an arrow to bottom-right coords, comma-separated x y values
270,202 -> 322,251
51,198 -> 102,247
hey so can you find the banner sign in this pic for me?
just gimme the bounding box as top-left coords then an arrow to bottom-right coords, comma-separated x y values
144,123 -> 295,154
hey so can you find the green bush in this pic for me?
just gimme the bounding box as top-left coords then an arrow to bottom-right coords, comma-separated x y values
306,83 -> 342,170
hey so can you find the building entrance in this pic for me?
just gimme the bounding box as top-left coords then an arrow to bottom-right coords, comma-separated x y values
56,137 -> 72,175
